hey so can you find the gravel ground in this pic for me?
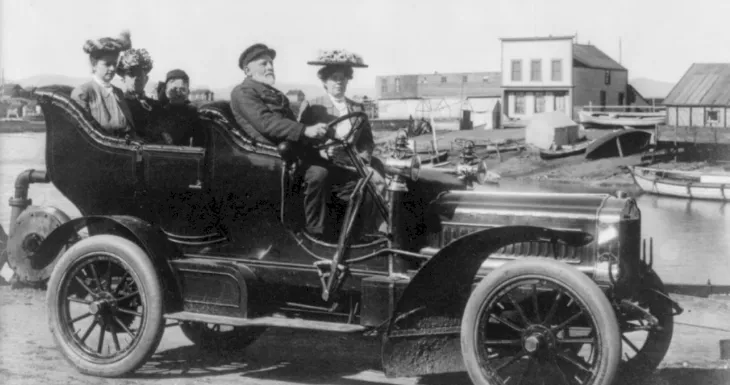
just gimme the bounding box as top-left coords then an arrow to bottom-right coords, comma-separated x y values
1,286 -> 729,385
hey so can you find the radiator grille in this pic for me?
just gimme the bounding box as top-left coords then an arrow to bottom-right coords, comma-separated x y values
430,226 -> 590,262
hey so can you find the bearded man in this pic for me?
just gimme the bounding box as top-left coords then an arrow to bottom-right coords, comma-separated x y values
230,44 -> 334,239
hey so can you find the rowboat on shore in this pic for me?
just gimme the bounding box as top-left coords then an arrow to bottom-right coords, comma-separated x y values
628,166 -> 730,200
578,110 -> 666,128
539,139 -> 593,160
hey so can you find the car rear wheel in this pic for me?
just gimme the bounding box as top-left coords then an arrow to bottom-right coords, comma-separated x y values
47,235 -> 164,377
461,258 -> 621,385
180,322 -> 265,351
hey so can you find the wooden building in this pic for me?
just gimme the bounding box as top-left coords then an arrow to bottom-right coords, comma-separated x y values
375,71 -> 502,129
500,36 -> 627,121
659,63 -> 730,144
285,89 -> 306,103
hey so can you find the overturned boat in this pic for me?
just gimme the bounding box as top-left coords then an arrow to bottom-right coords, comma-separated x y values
585,129 -> 652,160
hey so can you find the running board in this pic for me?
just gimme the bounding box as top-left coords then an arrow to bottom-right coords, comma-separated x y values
165,311 -> 367,333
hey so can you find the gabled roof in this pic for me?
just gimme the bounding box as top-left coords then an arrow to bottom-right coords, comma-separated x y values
573,44 -> 625,71
662,63 -> 730,106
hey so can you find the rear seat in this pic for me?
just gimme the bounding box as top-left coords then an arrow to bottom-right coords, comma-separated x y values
198,101 -> 278,153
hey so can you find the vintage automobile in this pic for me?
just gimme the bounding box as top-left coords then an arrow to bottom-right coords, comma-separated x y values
3,85 -> 682,385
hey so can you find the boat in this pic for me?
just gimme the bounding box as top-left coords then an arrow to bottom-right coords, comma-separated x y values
539,139 -> 593,160
585,129 -> 652,160
628,166 -> 730,201
578,110 -> 666,128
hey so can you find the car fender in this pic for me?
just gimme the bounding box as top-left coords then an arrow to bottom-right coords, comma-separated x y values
35,215 -> 183,312
381,225 -> 593,378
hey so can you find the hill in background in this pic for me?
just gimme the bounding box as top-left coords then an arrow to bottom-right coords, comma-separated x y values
11,74 -> 375,101
629,77 -> 676,99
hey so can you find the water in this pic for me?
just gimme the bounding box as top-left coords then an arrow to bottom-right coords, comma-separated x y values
1,133 -> 728,286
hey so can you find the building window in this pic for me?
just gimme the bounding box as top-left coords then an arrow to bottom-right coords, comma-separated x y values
605,70 -> 611,85
535,92 -> 546,113
395,78 -> 401,93
530,60 -> 542,81
707,110 -> 720,123
511,60 -> 522,81
515,92 -> 526,114
551,59 -> 562,81
482,76 -> 489,83
381,79 -> 388,93
441,76 -> 447,83
462,75 -> 468,83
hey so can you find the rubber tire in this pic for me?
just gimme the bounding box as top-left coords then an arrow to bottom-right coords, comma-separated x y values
47,235 -> 165,377
180,322 -> 265,351
619,269 -> 674,378
461,257 -> 622,385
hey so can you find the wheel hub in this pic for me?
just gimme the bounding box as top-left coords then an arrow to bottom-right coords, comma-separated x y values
522,325 -> 555,355
523,335 -> 542,353
89,292 -> 116,316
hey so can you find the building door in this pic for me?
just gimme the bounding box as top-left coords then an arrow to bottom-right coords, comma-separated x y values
618,92 -> 625,106
554,92 -> 566,112
600,90 -> 607,107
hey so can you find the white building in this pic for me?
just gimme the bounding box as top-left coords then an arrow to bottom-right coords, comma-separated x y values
501,36 -> 628,121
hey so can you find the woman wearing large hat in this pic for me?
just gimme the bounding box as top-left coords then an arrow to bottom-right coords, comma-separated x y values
71,30 -> 136,138
299,50 -> 387,236
116,48 -> 160,141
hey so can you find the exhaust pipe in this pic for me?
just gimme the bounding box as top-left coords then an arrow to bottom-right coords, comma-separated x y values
8,169 -> 49,235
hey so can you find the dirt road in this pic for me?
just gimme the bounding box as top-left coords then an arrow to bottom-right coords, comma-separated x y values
1,286 -> 729,385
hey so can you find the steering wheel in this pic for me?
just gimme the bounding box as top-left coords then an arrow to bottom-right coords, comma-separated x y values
317,111 -> 369,149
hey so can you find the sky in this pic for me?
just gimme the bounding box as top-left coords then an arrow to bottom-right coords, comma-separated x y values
2,0 -> 730,93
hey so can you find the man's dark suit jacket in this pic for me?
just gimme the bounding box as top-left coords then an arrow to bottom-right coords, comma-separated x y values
230,77 -> 306,146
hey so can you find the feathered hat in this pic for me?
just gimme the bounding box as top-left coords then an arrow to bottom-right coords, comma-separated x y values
83,30 -> 132,56
307,49 -> 368,68
117,48 -> 154,75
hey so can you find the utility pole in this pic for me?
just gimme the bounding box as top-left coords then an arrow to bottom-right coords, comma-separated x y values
619,37 -> 622,64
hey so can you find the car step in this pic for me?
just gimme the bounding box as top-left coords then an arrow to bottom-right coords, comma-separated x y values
165,311 -> 367,333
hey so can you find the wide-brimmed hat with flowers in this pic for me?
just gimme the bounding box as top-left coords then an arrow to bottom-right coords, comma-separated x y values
307,49 -> 368,68
83,30 -> 132,56
117,48 -> 154,75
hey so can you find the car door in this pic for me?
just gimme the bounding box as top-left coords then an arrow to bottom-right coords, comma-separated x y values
141,144 -> 220,239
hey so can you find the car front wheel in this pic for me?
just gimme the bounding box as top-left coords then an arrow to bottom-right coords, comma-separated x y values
461,258 -> 621,385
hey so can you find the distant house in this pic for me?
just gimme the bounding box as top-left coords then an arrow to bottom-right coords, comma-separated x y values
1,84 -> 25,99
190,88 -> 215,102
500,36 -> 628,121
285,89 -> 306,103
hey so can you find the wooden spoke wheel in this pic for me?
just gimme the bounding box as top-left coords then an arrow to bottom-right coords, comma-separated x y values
461,258 -> 621,385
47,235 -> 164,377
617,269 -> 674,379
